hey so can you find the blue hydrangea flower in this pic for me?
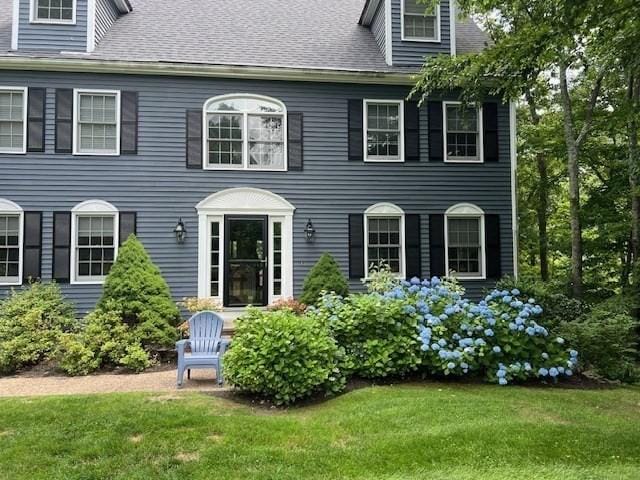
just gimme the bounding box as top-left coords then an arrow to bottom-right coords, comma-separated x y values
542,352 -> 549,360
447,362 -> 456,370
538,368 -> 549,377
570,350 -> 578,358
496,369 -> 506,378
499,378 -> 508,385
438,339 -> 447,347
493,346 -> 501,354
549,368 -> 559,377
484,328 -> 494,337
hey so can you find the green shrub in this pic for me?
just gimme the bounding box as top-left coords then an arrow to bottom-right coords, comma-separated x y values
224,308 -> 346,405
496,276 -> 584,332
312,292 -> 422,378
97,235 -> 179,349
0,282 -> 76,374
57,309 -> 151,375
300,253 -> 348,306
363,261 -> 401,294
558,305 -> 638,382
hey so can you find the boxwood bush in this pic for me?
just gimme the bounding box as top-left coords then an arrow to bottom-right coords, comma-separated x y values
300,253 -> 349,306
0,282 -> 77,375
224,308 -> 346,405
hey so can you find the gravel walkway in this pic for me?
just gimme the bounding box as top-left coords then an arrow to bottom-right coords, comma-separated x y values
0,369 -> 230,398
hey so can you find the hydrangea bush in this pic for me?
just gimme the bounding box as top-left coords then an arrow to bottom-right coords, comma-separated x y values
390,277 -> 578,385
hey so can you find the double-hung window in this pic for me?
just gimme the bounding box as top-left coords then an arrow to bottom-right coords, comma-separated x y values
364,100 -> 404,162
71,200 -> 118,284
364,203 -> 405,277
74,90 -> 121,156
204,95 -> 287,171
0,204 -> 22,286
445,203 -> 485,279
444,102 -> 483,163
0,88 -> 27,154
402,0 -> 440,42
32,0 -> 75,23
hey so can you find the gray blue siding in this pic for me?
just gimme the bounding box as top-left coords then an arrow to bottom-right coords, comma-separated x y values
0,71 -> 513,313
95,0 -> 119,46
17,0 -> 88,52
371,0 -> 387,60
391,0 -> 451,67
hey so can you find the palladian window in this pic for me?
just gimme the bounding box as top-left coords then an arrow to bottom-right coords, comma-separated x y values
204,95 -> 287,171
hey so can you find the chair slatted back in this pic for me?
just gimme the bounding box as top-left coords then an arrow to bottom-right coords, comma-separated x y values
188,311 -> 224,354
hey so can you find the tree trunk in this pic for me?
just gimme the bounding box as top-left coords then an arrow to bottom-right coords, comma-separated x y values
559,65 -> 584,298
536,152 -> 550,281
628,74 -> 640,263
526,92 -> 550,281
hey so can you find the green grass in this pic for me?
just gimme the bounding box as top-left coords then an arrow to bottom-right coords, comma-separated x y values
1,384 -> 639,480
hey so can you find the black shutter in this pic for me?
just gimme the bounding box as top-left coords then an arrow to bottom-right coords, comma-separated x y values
348,214 -> 365,279
288,112 -> 303,171
22,212 -> 42,283
429,214 -> 446,277
27,88 -> 46,153
55,89 -> 73,153
483,102 -> 499,162
119,212 -> 137,245
428,101 -> 444,162
186,109 -> 203,169
348,99 -> 363,161
405,214 -> 421,279
485,214 -> 502,279
120,91 -> 138,154
52,212 -> 71,283
404,101 -> 420,161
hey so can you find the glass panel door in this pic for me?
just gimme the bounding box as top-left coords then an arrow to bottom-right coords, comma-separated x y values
224,216 -> 268,307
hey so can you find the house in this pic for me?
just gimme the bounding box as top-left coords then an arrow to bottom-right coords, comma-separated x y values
0,0 -> 518,315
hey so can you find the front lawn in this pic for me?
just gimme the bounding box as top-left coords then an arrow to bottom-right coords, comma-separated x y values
1,384 -> 639,479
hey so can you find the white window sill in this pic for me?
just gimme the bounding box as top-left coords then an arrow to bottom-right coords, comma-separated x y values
0,278 -> 21,286
364,158 -> 405,163
401,36 -> 441,43
71,279 -> 106,285
30,20 -> 76,25
451,275 -> 487,281
203,165 -> 287,172
0,149 -> 26,155
73,151 -> 120,156
444,158 -> 484,164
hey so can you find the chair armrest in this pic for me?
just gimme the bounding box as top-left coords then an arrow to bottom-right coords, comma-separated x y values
176,339 -> 191,356
219,339 -> 231,355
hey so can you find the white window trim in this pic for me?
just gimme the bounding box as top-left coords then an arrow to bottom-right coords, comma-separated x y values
196,188 -> 295,305
0,86 -> 28,155
363,99 -> 405,163
364,202 -> 406,279
401,0 -> 441,43
202,94 -> 288,172
30,0 -> 77,25
72,89 -> 121,156
0,198 -> 24,286
70,199 -> 119,285
443,101 -> 484,163
444,203 -> 486,280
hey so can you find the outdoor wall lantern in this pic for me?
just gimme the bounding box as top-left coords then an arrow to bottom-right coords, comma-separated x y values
304,219 -> 316,242
174,218 -> 187,244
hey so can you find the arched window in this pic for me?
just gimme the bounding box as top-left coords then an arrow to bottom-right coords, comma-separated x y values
445,203 -> 485,279
364,203 -> 405,277
203,94 -> 287,171
71,200 -> 119,284
0,198 -> 23,285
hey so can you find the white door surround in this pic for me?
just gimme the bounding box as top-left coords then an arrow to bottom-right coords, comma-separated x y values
196,187 -> 295,305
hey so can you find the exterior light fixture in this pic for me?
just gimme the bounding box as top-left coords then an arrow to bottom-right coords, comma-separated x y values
174,218 -> 187,244
304,219 -> 316,242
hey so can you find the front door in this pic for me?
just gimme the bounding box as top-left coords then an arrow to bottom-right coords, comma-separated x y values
224,216 -> 268,307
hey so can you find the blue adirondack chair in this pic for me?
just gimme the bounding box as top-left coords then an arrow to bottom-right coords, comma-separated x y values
176,311 -> 228,387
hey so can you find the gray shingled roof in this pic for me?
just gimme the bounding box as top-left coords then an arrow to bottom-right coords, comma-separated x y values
0,0 -> 489,72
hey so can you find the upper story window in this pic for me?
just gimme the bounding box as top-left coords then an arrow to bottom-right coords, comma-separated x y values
364,203 -> 405,277
445,203 -> 485,280
444,102 -> 483,163
74,90 -> 121,156
204,94 -> 287,171
0,199 -> 23,286
0,87 -> 27,154
71,200 -> 119,284
32,0 -> 76,24
402,0 -> 440,42
364,100 -> 404,162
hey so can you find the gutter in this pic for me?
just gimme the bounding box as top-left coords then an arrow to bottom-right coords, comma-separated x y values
0,56 -> 417,86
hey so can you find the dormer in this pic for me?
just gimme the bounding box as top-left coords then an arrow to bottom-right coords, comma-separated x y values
360,0 -> 455,67
11,0 -> 132,53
